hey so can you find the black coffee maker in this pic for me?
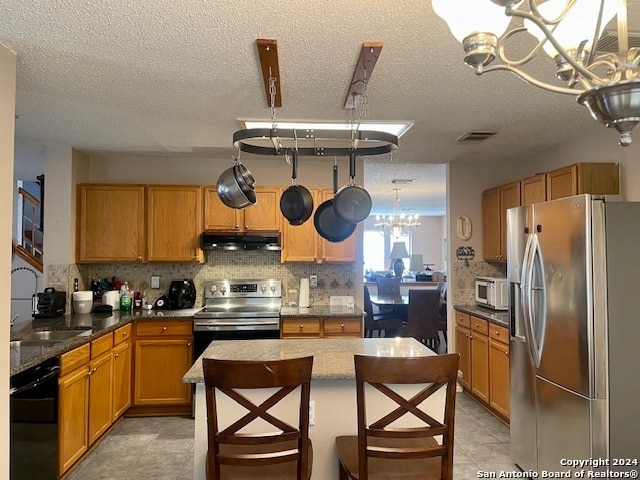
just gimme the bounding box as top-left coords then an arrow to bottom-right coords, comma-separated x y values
167,279 -> 196,310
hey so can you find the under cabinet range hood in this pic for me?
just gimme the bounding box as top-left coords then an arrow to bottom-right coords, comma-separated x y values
200,231 -> 281,251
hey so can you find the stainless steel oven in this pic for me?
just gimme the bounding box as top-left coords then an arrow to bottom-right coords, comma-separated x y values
192,279 -> 281,359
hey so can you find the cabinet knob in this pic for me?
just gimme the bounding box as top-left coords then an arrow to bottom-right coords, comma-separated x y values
313,256 -> 317,262
505,351 -> 509,356
475,323 -> 479,327
341,323 -> 345,329
93,367 -> 97,373
87,368 -> 92,376
137,255 -> 142,261
299,324 -> 304,329
122,332 -> 127,337
245,224 -> 249,229
115,353 -> 119,358
188,342 -> 191,347
163,326 -> 167,331
235,224 -> 240,229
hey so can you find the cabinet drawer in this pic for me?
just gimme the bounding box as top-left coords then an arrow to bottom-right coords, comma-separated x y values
91,333 -> 113,358
489,324 -> 509,346
455,311 -> 470,328
471,316 -> 488,336
282,318 -> 321,336
135,320 -> 193,337
60,343 -> 90,376
324,317 -> 362,336
113,324 -> 132,346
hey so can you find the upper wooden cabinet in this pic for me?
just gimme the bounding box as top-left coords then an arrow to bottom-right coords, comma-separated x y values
146,185 -> 203,262
203,186 -> 282,231
281,188 -> 357,263
521,174 -> 546,206
77,184 -> 204,263
77,185 -> 146,263
546,162 -> 619,200
482,181 -> 520,263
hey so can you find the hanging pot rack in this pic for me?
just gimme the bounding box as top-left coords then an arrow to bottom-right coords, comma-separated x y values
234,40 -> 398,157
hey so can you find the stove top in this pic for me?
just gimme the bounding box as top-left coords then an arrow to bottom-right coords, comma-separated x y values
195,279 -> 282,320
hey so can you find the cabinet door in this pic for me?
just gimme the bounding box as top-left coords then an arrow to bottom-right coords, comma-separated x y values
147,185 -> 203,262
546,164 -> 577,200
482,187 -> 501,262
317,188 -> 357,263
112,340 -> 132,420
521,175 -> 546,206
281,189 -> 320,262
323,317 -> 363,337
499,181 -> 520,262
58,366 -> 90,475
455,325 -> 471,390
134,339 -> 193,405
77,185 -> 145,262
244,187 -> 282,231
489,338 -> 510,418
203,186 -> 241,230
471,332 -> 490,403
88,351 -> 113,445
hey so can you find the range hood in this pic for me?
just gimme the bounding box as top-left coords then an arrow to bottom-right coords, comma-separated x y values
201,231 -> 281,251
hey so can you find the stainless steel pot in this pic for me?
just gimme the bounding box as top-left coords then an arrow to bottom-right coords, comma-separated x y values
333,150 -> 372,223
217,159 -> 257,209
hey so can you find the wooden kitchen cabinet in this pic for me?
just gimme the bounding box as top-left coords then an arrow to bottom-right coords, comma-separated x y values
281,188 -> 357,263
546,162 -> 619,200
76,184 -> 146,262
482,181 -> 520,263
88,348 -> 113,445
111,324 -> 132,420
489,323 -> 510,419
454,312 -> 471,390
521,174 -> 546,206
204,186 -> 282,231
147,185 -> 203,262
281,316 -> 363,338
132,319 -> 193,414
470,316 -> 490,404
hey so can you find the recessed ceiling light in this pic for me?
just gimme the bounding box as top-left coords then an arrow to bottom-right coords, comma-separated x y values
390,179 -> 414,184
240,119 -> 414,137
456,131 -> 497,143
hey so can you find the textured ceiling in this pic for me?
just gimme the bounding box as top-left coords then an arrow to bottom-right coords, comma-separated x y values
1,0 -> 630,215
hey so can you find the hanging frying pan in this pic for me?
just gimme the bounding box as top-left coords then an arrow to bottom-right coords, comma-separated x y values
333,149 -> 372,223
280,150 -> 314,225
314,163 -> 357,243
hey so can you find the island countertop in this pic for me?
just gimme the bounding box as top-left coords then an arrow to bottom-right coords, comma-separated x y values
183,337 -> 435,383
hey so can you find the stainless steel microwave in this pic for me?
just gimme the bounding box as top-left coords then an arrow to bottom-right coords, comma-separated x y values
475,276 -> 508,310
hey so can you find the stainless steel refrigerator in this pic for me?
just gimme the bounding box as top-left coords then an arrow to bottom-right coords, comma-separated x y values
507,194 -> 640,473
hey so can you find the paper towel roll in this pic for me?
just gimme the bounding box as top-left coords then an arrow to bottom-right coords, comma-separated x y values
299,278 -> 310,308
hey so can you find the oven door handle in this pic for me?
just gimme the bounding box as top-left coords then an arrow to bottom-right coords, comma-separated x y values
194,320 -> 280,326
10,366 -> 60,396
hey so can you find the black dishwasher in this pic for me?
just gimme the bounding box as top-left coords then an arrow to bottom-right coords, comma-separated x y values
10,357 -> 60,479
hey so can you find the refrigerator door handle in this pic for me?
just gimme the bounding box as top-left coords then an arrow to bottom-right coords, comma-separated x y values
524,233 -> 546,368
520,233 -> 538,367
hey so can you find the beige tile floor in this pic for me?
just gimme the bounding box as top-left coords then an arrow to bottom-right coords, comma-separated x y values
66,391 -> 512,480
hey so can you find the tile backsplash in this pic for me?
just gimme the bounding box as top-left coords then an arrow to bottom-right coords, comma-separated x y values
49,250 -> 361,309
450,259 -> 506,305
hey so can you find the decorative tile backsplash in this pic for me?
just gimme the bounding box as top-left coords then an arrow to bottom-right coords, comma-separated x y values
51,250 -> 361,308
450,259 -> 506,305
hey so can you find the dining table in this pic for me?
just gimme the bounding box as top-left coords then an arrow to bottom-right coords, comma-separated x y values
369,294 -> 410,320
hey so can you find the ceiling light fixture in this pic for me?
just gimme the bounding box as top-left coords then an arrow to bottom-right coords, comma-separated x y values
432,0 -> 640,146
375,188 -> 420,238
240,120 -> 413,138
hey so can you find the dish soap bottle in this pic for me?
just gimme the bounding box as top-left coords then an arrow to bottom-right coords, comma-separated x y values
120,282 -> 132,311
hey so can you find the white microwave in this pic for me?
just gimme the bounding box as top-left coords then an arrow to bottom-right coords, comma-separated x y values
475,277 -> 508,311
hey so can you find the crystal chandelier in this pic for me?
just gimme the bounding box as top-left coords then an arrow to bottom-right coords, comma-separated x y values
375,189 -> 420,238
432,0 -> 640,146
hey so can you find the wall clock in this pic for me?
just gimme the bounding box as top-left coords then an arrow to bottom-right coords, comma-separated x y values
456,215 -> 472,240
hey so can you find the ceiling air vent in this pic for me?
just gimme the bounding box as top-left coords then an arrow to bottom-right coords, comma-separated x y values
596,30 -> 640,54
390,179 -> 414,185
456,131 -> 497,144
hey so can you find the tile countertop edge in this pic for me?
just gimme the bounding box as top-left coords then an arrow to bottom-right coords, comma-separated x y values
183,337 -> 435,384
454,304 -> 509,328
10,308 -> 200,377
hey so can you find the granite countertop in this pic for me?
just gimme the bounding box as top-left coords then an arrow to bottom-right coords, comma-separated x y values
280,305 -> 365,318
10,307 -> 199,377
183,337 -> 434,383
454,304 -> 509,328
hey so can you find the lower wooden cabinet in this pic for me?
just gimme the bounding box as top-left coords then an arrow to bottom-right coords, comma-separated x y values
88,349 -> 113,444
132,319 -> 193,412
454,312 -> 471,390
111,324 -> 132,420
489,324 -> 510,418
470,317 -> 490,404
281,316 -> 363,338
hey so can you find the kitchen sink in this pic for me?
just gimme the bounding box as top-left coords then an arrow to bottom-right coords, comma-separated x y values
20,329 -> 92,342
10,339 -> 59,348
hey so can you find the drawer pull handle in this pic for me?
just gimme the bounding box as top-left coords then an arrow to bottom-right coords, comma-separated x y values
299,325 -> 304,329
123,332 -> 127,336
341,324 -> 345,329
163,326 -> 167,331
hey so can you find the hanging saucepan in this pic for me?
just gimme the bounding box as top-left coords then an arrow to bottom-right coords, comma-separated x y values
280,150 -> 314,225
333,149 -> 372,223
314,163 -> 357,243
217,157 -> 257,209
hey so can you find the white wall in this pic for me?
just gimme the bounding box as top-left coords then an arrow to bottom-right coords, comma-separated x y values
408,216 -> 445,271
1,43 -> 17,480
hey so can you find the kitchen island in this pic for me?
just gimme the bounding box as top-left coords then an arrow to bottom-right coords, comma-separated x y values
183,337 -> 443,480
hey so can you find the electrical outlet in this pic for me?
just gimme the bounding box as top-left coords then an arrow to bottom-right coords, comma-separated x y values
309,400 -> 315,426
309,275 -> 318,288
150,275 -> 160,289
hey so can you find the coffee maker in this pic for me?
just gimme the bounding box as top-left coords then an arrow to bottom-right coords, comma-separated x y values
167,279 -> 196,310
32,287 -> 67,318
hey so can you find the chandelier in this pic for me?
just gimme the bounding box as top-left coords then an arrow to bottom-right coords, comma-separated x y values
432,0 -> 640,146
375,189 -> 420,238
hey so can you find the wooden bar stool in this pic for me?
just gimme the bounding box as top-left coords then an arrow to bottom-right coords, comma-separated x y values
335,353 -> 460,480
202,356 -> 314,480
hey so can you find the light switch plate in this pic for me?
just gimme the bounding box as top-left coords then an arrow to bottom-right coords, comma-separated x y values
150,275 -> 160,289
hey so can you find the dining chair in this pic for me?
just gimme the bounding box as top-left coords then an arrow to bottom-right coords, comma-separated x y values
363,285 -> 404,338
335,353 -> 460,480
400,289 -> 441,349
202,356 -> 314,480
375,277 -> 401,297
